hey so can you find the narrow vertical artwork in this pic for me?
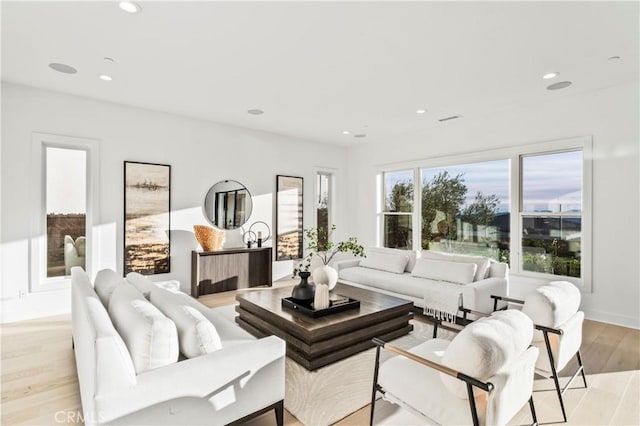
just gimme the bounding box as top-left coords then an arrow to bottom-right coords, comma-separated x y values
276,175 -> 304,261
124,161 -> 171,274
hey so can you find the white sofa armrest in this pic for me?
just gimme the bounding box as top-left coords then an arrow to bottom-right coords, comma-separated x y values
96,336 -> 285,425
460,277 -> 508,314
334,258 -> 361,274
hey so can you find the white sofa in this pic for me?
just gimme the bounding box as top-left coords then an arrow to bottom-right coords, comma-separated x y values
336,248 -> 509,315
71,267 -> 285,425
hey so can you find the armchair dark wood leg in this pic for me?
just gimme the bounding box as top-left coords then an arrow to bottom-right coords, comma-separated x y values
370,345 -> 382,426
529,396 -> 538,426
543,331 -> 567,422
465,382 -> 480,426
274,399 -> 284,426
577,350 -> 588,388
226,400 -> 284,426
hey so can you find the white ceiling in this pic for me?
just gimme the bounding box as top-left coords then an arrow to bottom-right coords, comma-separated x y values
2,1 -> 638,146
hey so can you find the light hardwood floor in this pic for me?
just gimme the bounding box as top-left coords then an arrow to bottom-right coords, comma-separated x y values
2,284 -> 638,425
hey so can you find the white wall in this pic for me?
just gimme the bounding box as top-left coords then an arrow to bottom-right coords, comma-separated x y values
346,81 -> 640,328
0,82 -> 348,323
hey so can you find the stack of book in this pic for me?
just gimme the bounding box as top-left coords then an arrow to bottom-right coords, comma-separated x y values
330,294 -> 350,306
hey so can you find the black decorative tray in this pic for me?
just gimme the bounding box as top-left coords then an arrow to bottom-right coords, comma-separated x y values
281,296 -> 360,318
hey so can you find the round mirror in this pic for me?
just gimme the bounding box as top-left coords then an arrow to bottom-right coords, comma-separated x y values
203,180 -> 253,230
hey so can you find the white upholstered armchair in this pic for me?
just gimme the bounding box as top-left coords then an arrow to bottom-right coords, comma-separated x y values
371,310 -> 539,426
488,281 -> 587,423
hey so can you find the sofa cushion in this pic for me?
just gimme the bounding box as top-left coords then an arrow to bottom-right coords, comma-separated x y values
487,259 -> 508,279
522,281 -> 581,342
365,247 -> 417,272
150,288 -> 223,358
94,269 -> 125,308
359,251 -> 408,274
108,284 -> 179,374
126,272 -> 157,299
453,254 -> 491,281
421,251 -> 490,281
440,310 -> 533,399
411,258 -> 477,285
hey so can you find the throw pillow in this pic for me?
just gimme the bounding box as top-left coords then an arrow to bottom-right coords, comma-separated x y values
150,288 -> 223,358
411,258 -> 477,285
421,251 -> 491,282
366,247 -> 417,272
487,259 -> 508,279
440,310 -> 533,399
126,272 -> 157,299
452,254 -> 491,282
108,284 -> 179,374
359,252 -> 409,274
94,268 -> 125,308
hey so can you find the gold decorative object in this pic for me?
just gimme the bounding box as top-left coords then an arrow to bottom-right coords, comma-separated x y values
193,225 -> 224,251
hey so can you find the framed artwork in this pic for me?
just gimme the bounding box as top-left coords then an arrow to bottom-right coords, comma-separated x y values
276,175 -> 304,261
124,161 -> 171,275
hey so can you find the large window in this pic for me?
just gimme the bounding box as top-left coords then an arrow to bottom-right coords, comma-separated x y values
383,170 -> 414,249
520,150 -> 583,278
30,133 -> 98,292
46,147 -> 87,277
316,171 -> 332,247
378,137 -> 591,289
421,160 -> 510,262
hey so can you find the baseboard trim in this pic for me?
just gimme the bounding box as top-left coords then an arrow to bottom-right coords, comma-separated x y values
583,308 -> 639,330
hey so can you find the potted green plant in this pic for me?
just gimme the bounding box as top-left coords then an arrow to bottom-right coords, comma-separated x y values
293,225 -> 364,290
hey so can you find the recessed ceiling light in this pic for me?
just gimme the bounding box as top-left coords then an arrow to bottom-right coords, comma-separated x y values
247,109 -> 264,115
99,75 -> 113,81
48,63 -> 77,74
543,72 -> 559,80
342,130 -> 350,135
416,109 -> 427,114
608,56 -> 621,61
546,81 -> 572,91
119,1 -> 141,13
354,134 -> 367,138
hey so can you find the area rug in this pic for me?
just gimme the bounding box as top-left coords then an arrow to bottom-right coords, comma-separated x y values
284,319 -> 455,426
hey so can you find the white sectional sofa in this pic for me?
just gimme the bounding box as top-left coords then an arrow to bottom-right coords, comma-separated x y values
336,247 -> 508,315
71,267 -> 285,426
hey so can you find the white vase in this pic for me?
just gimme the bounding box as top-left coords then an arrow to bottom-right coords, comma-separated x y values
312,265 -> 339,291
314,283 -> 330,310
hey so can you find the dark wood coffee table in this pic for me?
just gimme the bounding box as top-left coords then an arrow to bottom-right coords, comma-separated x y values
235,283 -> 414,370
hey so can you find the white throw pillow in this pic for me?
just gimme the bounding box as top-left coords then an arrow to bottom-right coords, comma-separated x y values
487,259 -> 508,279
359,252 -> 409,274
440,310 -> 533,399
420,251 -> 491,281
108,284 -> 179,374
151,289 -> 222,358
453,254 -> 491,282
94,269 -> 125,307
126,272 -> 157,299
522,281 -> 581,342
366,247 -> 417,272
411,258 -> 477,285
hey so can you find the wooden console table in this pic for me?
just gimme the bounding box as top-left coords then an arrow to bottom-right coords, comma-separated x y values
191,247 -> 272,297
